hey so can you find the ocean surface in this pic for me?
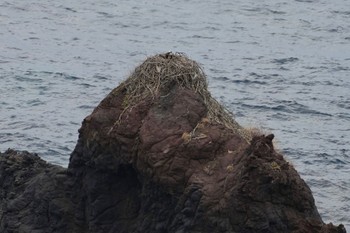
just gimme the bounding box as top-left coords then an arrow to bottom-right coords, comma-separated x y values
1,0 -> 349,229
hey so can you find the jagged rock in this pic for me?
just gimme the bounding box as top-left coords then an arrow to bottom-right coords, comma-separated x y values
0,53 -> 346,233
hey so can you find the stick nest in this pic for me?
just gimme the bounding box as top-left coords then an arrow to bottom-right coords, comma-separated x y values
115,52 -> 251,141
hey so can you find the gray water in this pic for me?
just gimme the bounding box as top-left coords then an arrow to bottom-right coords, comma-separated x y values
1,0 -> 349,228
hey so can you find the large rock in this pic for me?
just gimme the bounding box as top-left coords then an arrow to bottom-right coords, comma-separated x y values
0,53 -> 346,233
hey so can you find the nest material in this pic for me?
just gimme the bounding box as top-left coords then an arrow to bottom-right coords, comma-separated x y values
115,52 -> 251,142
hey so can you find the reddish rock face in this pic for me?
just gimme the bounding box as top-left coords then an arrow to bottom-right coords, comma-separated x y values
65,82 -> 345,233
0,54 -> 346,233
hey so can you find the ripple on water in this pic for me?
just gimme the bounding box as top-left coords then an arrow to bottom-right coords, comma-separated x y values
272,57 -> 299,65
1,0 -> 349,228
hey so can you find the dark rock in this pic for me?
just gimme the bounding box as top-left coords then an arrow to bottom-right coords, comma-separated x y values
0,54 -> 346,233
0,149 -> 79,233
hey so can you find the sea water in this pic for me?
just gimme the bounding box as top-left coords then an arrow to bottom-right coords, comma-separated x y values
0,0 -> 349,228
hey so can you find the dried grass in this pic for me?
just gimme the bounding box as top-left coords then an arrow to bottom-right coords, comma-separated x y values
115,52 -> 252,142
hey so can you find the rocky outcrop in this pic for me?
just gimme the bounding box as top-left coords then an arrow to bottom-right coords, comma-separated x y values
0,150 -> 78,232
0,53 -> 346,233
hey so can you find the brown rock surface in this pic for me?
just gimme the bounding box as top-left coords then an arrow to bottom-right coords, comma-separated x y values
0,53 -> 346,233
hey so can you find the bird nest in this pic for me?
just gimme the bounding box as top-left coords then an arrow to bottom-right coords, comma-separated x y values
114,52 -> 251,141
